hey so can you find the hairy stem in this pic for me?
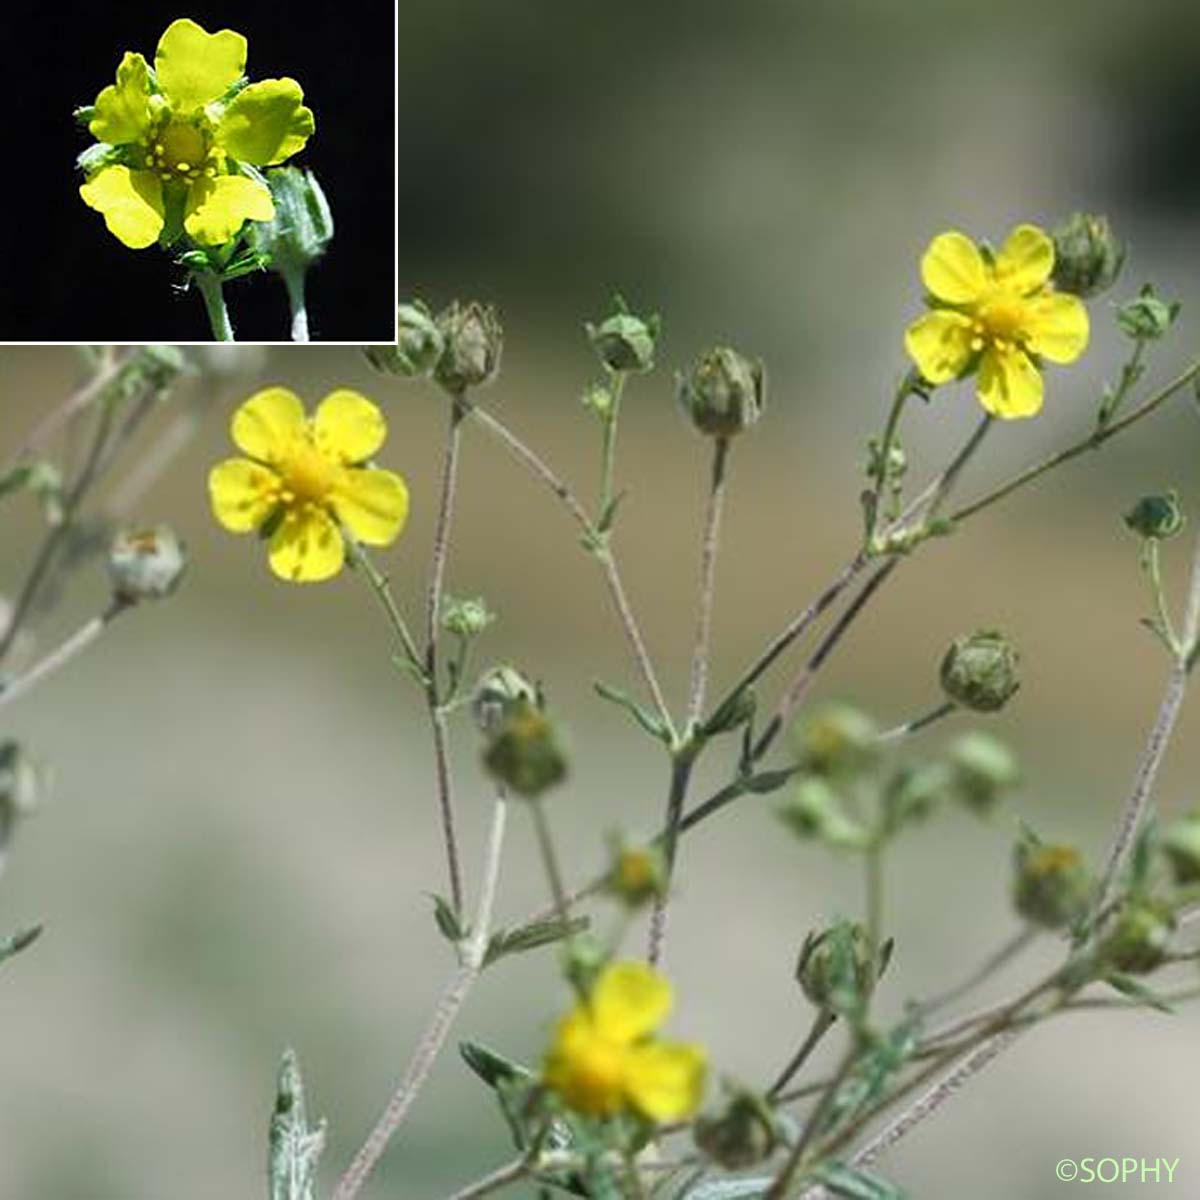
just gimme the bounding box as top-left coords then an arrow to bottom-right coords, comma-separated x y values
646,752 -> 697,966
687,436 -> 731,728
195,272 -> 235,342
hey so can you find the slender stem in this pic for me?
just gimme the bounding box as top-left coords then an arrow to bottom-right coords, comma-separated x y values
598,372 -> 626,518
687,437 -> 731,729
429,709 -> 465,915
753,560 -> 900,761
444,1156 -> 530,1200
465,400 -> 675,740
349,543 -> 424,676
331,794 -> 508,1200
767,1009 -> 838,1100
865,374 -> 914,546
0,401 -> 116,664
876,700 -> 957,743
284,270 -> 310,343
950,360 -> 1200,527
646,752 -> 697,966
0,598 -> 132,708
195,272 -> 235,342
530,797 -> 572,936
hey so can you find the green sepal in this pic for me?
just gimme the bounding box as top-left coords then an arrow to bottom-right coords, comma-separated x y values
0,925 -> 43,967
593,679 -> 669,742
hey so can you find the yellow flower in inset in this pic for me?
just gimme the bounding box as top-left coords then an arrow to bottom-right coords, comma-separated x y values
208,388 -> 408,584
79,18 -> 314,249
904,224 -> 1089,419
543,961 -> 706,1122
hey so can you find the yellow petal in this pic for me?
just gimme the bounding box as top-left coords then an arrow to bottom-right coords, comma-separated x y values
232,388 -> 307,462
993,224 -> 1054,294
977,346 -> 1044,420
154,18 -> 247,111
216,78 -> 314,166
314,390 -> 387,462
183,174 -> 275,245
591,962 -> 672,1044
1023,292 -> 1090,364
903,310 -> 974,384
623,1042 -> 707,1122
268,507 -> 345,583
331,469 -> 410,546
89,52 -> 154,144
79,166 -> 164,250
920,232 -> 986,304
208,458 -> 280,532
543,1010 -> 628,1118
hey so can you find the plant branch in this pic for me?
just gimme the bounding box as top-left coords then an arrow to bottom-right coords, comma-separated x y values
687,436 -> 731,729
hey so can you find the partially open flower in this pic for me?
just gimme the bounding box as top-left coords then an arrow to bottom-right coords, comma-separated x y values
543,961 -> 706,1122
1013,841 -> 1091,929
208,388 -> 409,583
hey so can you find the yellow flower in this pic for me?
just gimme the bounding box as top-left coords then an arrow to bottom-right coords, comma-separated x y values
208,388 -> 409,584
904,224 -> 1089,419
543,961 -> 706,1122
79,18 -> 314,249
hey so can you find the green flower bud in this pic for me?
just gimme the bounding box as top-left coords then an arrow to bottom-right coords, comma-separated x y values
940,630 -> 1020,714
441,595 -> 496,639
1124,491 -> 1185,541
482,699 -> 567,798
694,1090 -> 779,1169
107,526 -> 187,603
795,921 -> 883,1011
1101,898 -> 1176,974
122,344 -> 189,393
1161,809 -> 1200,886
580,381 -> 615,421
1013,841 -> 1091,929
678,346 -> 765,438
1116,284 -> 1179,341
249,167 -> 334,274
776,777 -> 869,850
605,839 -> 667,908
435,301 -> 503,393
945,731 -> 1020,815
1050,213 -> 1125,299
471,665 -> 539,736
365,302 -> 445,378
866,438 -> 907,486
789,701 -> 879,777
586,298 -> 659,374
882,761 -> 951,833
0,741 -> 41,876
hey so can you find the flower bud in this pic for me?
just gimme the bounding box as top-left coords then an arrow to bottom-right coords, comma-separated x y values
940,630 -> 1020,713
1050,213 -> 1125,299
694,1090 -> 779,1169
365,302 -> 445,378
435,301 -> 503,393
122,344 -> 189,393
1124,491 -> 1185,541
945,731 -> 1020,815
882,761 -> 951,833
678,347 -> 765,438
0,741 -> 41,876
580,381 -> 615,421
586,298 -> 659,374
482,699 -> 567,798
471,665 -> 538,736
776,778 -> 868,850
1101,898 -> 1176,974
1116,285 -> 1179,341
796,921 -> 881,1011
605,839 -> 667,908
107,526 -> 187,603
866,438 -> 907,487
789,701 -> 879,778
441,595 -> 496,640
1161,809 -> 1200,886
1013,841 -> 1091,929
250,167 -> 334,275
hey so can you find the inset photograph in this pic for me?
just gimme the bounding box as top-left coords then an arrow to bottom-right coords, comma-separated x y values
5,2 -> 396,342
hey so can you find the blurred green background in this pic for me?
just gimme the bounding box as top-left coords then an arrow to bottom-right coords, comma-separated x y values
5,1 -> 1200,1196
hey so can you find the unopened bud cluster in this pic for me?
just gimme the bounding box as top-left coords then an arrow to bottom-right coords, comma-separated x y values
367,299 -> 503,394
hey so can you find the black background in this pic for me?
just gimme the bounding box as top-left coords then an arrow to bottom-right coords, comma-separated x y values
4,0 -> 396,342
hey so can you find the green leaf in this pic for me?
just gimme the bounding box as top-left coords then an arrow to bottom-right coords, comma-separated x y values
483,915 -> 589,968
593,679 -> 669,742
812,1162 -> 909,1199
681,1180 -> 773,1200
0,925 -> 43,967
268,1049 -> 326,1200
596,492 -> 626,535
429,893 -> 466,943
1104,972 -> 1175,1014
460,1040 -> 532,1089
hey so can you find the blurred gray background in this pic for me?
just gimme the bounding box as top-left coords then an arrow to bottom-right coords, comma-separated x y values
4,1 -> 1200,1196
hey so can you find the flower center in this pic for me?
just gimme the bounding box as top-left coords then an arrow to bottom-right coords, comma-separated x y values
567,1032 -> 628,1116
974,289 -> 1031,350
145,118 -> 217,184
279,440 -> 337,504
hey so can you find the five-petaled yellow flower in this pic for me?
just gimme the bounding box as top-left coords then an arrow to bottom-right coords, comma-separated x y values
209,389 -> 409,584
905,224 -> 1089,419
79,18 -> 314,249
543,961 -> 706,1122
